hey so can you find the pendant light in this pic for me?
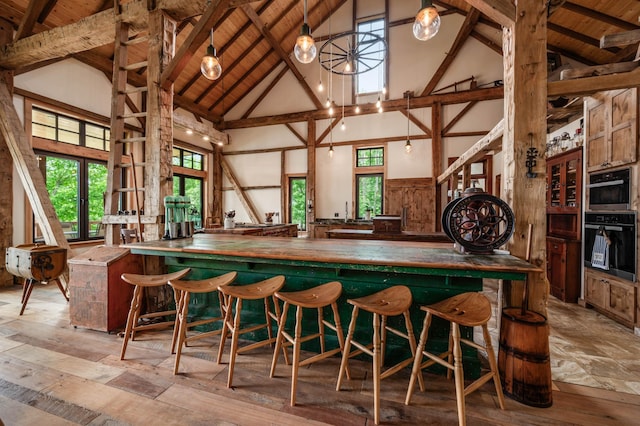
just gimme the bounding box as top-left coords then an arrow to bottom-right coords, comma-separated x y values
405,92 -> 413,153
294,0 -> 317,64
201,29 -> 222,80
413,0 -> 441,41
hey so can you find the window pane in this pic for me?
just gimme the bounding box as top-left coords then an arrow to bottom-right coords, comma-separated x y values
192,153 -> 203,171
43,156 -> 79,241
184,177 -> 203,229
290,177 -> 307,231
357,147 -> 384,167
58,116 -> 79,133
88,162 -> 107,238
470,162 -> 485,175
357,174 -> 383,218
33,109 -> 56,127
86,136 -> 104,150
33,123 -> 56,140
183,151 -> 193,169
172,148 -> 181,166
59,129 -> 80,145
356,19 -> 386,95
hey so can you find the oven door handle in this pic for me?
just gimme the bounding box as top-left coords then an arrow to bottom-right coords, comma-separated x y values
585,224 -> 624,232
586,179 -> 625,188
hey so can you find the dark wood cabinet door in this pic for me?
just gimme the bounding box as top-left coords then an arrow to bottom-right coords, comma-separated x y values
384,178 -> 435,233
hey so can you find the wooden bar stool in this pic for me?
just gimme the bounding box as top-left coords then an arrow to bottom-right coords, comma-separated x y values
405,292 -> 505,426
336,285 -> 423,425
168,271 -> 238,374
216,275 -> 286,388
119,268 -> 191,360
269,281 -> 346,406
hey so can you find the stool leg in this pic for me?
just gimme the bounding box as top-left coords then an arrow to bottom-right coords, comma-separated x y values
270,301 -> 290,377
336,305 -> 359,391
405,311 -> 431,405
120,285 -> 142,360
447,322 -> 454,380
173,292 -> 190,375
217,294 -> 234,365
290,304 -> 304,406
227,297 -> 243,388
373,312 -> 381,425
21,278 -> 29,304
330,301 -> 350,380
19,279 -> 36,316
482,324 -> 506,410
403,310 -> 425,391
452,323 -> 465,426
317,307 -> 325,353
171,290 -> 185,354
54,278 -> 69,301
380,314 -> 387,367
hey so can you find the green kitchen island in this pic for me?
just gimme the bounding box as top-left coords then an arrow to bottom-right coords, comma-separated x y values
124,233 -> 540,373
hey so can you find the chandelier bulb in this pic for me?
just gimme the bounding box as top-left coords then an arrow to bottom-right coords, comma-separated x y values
329,145 -> 334,158
201,44 -> 222,80
413,1 -> 441,41
378,106 -> 383,114
355,105 -> 361,114
405,140 -> 413,153
325,97 -> 331,108
341,120 -> 346,131
376,97 -> 381,109
318,80 -> 324,92
329,105 -> 334,116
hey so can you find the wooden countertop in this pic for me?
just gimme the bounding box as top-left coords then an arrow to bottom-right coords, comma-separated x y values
326,229 -> 452,243
124,233 -> 540,275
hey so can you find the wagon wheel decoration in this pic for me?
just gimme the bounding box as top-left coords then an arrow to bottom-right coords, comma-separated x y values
318,31 -> 387,75
445,194 -> 515,254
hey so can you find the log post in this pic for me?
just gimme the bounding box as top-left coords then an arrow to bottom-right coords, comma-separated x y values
0,18 -> 13,287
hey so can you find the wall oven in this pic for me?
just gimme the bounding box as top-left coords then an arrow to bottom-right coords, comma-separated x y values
587,168 -> 631,210
584,212 -> 636,282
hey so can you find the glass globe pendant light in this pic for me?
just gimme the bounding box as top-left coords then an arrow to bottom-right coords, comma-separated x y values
413,0 -> 441,41
294,0 -> 317,64
201,29 -> 222,80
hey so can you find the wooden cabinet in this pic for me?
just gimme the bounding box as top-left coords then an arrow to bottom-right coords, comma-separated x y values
547,147 -> 582,214
385,178 -> 435,232
585,88 -> 638,172
546,237 -> 581,303
585,268 -> 637,328
309,222 -> 370,239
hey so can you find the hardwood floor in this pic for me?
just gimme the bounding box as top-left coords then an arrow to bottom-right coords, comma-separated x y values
1,282 -> 639,425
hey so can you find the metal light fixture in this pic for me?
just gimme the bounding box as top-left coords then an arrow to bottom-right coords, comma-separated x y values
413,0 -> 441,41
405,92 -> 413,153
294,0 -> 317,64
201,29 -> 222,80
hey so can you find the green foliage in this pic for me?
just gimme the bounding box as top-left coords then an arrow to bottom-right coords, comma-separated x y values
357,174 -> 383,218
45,157 -> 78,223
290,178 -> 306,230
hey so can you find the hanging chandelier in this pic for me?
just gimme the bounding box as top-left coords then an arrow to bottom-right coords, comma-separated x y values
318,31 -> 387,76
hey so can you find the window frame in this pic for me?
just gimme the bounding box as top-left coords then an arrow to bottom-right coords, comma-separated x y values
353,145 -> 386,219
354,16 -> 388,97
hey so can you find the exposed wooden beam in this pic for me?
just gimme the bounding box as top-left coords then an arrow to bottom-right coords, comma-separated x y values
562,1 -> 640,32
224,86 -> 504,129
547,43 -> 597,66
601,29 -> 640,48
422,8 -> 480,96
173,111 -> 228,145
240,3 -> 323,110
242,64 -> 288,119
399,109 -> 433,138
548,67 -> 640,97
442,101 -> 478,134
315,117 -> 340,145
220,156 -> 260,223
160,0 -> 231,90
15,0 -> 55,40
437,119 -> 503,184
285,123 -> 307,146
470,30 -> 502,55
548,22 -> 618,53
462,0 -> 515,28
560,61 -> 639,80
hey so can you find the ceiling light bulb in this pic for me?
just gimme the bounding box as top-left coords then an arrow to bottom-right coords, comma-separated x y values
413,1 -> 441,41
355,105 -> 361,114
376,97 -> 381,108
325,97 -> 331,108
186,129 -> 193,135
345,62 -> 352,73
294,24 -> 317,64
318,80 -> 324,92
203,135 -> 210,141
217,141 -> 224,146
329,145 -> 334,158
201,46 -> 222,80
382,85 -> 387,95
378,106 -> 383,114
341,120 -> 346,131
405,140 -> 413,153
329,105 -> 334,116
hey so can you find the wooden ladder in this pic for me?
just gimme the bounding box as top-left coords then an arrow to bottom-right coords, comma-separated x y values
103,20 -> 149,246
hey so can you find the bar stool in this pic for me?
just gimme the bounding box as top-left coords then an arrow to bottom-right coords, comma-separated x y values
216,275 -> 286,388
168,271 -> 238,374
120,268 -> 191,360
269,281 -> 346,406
405,292 -> 505,426
336,285 -> 423,425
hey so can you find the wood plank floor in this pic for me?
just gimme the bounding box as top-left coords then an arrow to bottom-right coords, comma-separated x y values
1,282 -> 639,425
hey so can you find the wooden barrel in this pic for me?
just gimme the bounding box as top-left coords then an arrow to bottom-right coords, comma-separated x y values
498,307 -> 553,407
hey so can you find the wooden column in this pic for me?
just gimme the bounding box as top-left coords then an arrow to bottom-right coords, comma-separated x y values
210,144 -> 223,225
502,0 -> 548,315
0,18 -> 13,286
432,102 -> 442,230
145,10 -> 176,241
307,118 -> 316,226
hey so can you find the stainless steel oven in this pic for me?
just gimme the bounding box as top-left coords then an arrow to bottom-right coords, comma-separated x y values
584,212 -> 636,282
587,168 -> 631,211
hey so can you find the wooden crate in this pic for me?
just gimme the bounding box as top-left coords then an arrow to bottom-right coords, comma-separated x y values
373,216 -> 402,233
68,246 -> 142,332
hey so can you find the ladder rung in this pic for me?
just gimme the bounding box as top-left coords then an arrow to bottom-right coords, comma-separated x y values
116,188 -> 146,193
120,86 -> 148,95
123,61 -> 148,71
117,162 -> 147,168
119,112 -> 147,119
124,35 -> 149,46
117,136 -> 146,143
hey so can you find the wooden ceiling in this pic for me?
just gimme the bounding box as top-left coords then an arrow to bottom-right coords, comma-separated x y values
0,0 -> 639,130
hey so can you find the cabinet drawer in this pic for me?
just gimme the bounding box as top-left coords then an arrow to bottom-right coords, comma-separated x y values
607,280 -> 636,324
585,276 -> 607,309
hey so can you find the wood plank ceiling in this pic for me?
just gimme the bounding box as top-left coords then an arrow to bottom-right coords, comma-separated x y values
0,0 -> 639,131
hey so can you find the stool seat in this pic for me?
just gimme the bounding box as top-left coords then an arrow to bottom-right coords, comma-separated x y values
347,285 -> 412,316
423,292 -> 491,327
169,271 -> 238,374
219,275 -> 286,300
275,281 -> 342,308
270,281 -> 346,406
119,268 -> 191,360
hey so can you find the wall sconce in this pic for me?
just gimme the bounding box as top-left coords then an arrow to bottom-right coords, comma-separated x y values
294,0 -> 317,64
201,29 -> 222,80
413,0 -> 441,41
307,199 -> 313,212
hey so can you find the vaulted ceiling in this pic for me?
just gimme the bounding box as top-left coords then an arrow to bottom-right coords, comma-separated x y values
0,0 -> 638,130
